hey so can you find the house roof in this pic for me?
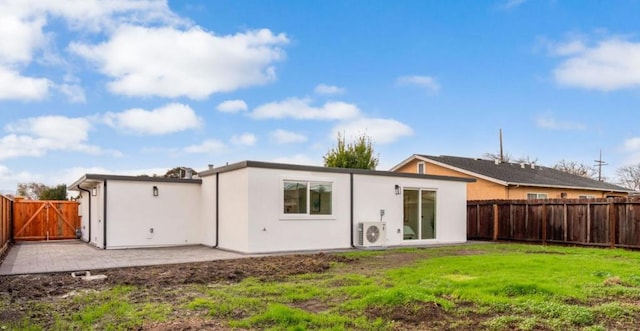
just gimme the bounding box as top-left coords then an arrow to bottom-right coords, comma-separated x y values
69,174 -> 202,190
394,154 -> 632,193
198,160 -> 475,183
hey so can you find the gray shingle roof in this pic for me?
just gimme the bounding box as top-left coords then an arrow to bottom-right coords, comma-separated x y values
418,155 -> 632,192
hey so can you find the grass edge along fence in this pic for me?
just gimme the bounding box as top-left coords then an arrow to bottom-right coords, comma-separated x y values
0,194 -> 13,257
467,197 -> 640,249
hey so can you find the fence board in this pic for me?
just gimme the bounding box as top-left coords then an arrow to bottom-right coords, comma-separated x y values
468,198 -> 640,249
0,195 -> 12,256
12,200 -> 79,241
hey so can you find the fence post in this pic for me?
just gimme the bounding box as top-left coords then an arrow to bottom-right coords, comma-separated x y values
541,202 -> 547,245
609,201 -> 616,248
563,203 -> 568,242
476,204 -> 480,238
586,202 -> 591,243
492,203 -> 499,241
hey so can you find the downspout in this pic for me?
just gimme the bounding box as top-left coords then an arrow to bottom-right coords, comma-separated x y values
213,172 -> 219,248
76,185 -> 91,243
103,180 -> 107,250
350,173 -> 355,248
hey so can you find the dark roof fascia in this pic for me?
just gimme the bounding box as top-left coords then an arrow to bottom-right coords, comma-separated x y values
69,174 -> 202,190
198,160 -> 475,183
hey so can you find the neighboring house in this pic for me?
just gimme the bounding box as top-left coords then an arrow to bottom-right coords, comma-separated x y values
391,155 -> 632,200
70,160 -> 473,253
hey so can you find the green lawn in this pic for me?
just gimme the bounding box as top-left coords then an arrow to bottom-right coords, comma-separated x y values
3,243 -> 640,330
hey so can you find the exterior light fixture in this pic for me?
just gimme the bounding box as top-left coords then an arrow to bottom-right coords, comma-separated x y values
91,188 -> 97,196
395,185 -> 401,195
153,186 -> 159,197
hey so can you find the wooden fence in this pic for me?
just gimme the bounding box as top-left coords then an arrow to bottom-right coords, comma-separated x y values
12,199 -> 80,241
467,198 -> 640,249
0,194 -> 12,256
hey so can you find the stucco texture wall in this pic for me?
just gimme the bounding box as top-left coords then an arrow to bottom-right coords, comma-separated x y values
395,159 -> 506,200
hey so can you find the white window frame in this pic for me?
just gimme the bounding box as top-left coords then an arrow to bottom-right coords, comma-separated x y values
417,162 -> 426,175
527,193 -> 548,199
281,178 -> 335,220
579,195 -> 597,199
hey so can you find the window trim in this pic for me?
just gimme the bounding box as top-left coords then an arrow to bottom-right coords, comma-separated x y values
417,162 -> 426,175
526,192 -> 548,199
281,178 -> 335,220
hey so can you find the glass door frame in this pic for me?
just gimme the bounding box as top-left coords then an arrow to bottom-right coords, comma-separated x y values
402,188 -> 437,241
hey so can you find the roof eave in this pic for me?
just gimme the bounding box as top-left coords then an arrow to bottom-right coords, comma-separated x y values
418,156 -> 508,186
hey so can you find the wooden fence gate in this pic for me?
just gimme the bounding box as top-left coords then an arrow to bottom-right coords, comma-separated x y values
13,199 -> 80,241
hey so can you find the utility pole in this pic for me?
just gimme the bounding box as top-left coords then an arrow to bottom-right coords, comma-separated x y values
499,128 -> 504,163
594,149 -> 607,182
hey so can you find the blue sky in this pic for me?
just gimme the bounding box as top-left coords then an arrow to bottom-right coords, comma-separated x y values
1,0 -> 640,193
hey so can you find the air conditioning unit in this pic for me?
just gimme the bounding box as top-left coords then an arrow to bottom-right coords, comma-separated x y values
357,222 -> 386,247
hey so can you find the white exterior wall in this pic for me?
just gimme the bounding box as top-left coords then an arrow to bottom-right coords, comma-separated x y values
78,191 -> 90,242
199,175 -> 217,246
94,183 -> 104,248
105,180 -> 201,248
242,168 -> 351,253
353,174 -> 468,246
217,169 -> 250,252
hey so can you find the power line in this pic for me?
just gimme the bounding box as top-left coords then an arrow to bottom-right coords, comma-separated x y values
594,149 -> 608,182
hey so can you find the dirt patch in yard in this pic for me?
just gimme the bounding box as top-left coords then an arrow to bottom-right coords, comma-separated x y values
366,301 -> 494,331
0,253 -> 353,301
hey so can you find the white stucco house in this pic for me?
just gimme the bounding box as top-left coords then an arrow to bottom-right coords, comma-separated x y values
70,161 -> 474,253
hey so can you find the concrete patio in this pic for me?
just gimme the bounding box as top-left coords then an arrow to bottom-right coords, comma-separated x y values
0,241 -> 249,275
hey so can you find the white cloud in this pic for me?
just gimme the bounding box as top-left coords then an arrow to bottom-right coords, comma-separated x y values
623,137 -> 640,152
104,103 -> 202,135
552,38 -> 640,91
0,67 -> 50,100
251,97 -> 361,120
57,83 -> 86,103
230,133 -> 257,146
216,99 -> 248,113
314,84 -> 345,95
0,0 -> 181,102
396,75 -> 440,94
70,26 -> 288,99
184,139 -> 226,154
535,114 -> 586,131
332,118 -> 414,144
0,9 -> 46,65
1,115 -> 118,160
499,0 -> 527,10
0,164 -> 40,195
270,154 -> 320,166
270,129 -> 307,144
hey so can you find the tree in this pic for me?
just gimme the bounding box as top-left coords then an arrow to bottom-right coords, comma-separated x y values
323,133 -> 379,170
616,164 -> 640,191
16,182 -> 67,200
553,160 -> 598,179
17,182 -> 47,200
164,167 -> 198,178
39,184 -> 68,200
483,152 -> 538,164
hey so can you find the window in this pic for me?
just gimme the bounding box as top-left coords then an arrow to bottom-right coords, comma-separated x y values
417,162 -> 425,174
527,193 -> 548,199
284,181 -> 332,215
579,195 -> 596,199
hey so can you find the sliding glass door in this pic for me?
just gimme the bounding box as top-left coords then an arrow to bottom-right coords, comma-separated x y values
403,189 -> 436,240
